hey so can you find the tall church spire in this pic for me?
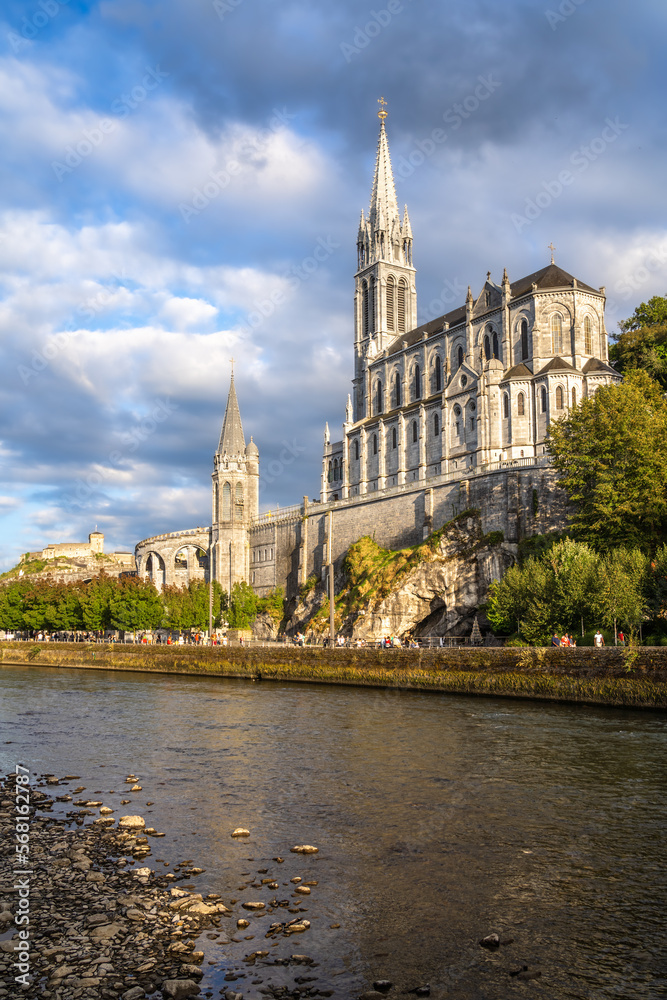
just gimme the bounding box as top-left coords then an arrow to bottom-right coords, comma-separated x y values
217,374 -> 246,456
368,120 -> 401,239
358,102 -> 412,269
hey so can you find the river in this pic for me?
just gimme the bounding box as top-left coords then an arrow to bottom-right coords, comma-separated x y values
1,665 -> 665,999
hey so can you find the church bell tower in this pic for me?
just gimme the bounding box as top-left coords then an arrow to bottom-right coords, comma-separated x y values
211,373 -> 259,594
353,98 -> 417,420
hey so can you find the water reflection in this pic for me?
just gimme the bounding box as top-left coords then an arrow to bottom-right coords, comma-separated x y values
1,666 -> 666,998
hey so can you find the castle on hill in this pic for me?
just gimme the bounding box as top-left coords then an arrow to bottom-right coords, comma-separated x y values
135,110 -> 620,603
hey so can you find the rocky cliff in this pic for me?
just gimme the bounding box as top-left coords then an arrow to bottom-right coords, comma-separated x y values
283,511 -> 516,642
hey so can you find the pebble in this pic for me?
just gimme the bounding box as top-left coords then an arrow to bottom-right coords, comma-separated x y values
232,827 -> 250,837
290,844 -> 319,854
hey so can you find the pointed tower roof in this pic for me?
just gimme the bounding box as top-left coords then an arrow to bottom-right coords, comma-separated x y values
402,204 -> 412,239
368,121 -> 401,236
217,375 -> 246,456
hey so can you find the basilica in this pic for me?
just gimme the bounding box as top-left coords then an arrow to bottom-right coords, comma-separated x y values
320,110 -> 620,502
136,109 -> 620,600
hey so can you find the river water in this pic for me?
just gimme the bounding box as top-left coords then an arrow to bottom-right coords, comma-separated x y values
1,665 -> 666,999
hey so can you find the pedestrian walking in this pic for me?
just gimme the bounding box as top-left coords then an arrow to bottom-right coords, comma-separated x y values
594,630 -> 605,647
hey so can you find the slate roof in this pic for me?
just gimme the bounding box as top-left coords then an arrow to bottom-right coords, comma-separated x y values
503,363 -> 533,380
217,376 -> 246,456
383,263 -> 599,358
509,262 -> 598,298
582,357 -> 619,376
535,357 -> 578,376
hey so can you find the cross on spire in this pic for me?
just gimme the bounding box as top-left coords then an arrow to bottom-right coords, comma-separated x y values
377,96 -> 388,124
548,242 -> 556,265
229,356 -> 235,378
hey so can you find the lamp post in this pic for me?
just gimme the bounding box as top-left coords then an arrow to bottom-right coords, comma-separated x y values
328,508 -> 335,646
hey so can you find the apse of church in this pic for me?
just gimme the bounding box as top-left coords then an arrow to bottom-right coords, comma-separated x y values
321,110 -> 620,502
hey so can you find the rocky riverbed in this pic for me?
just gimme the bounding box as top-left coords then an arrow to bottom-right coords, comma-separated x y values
0,770 -> 336,1000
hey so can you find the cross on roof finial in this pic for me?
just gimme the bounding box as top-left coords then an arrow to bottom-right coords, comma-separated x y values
548,242 -> 556,265
377,96 -> 388,124
229,356 -> 235,378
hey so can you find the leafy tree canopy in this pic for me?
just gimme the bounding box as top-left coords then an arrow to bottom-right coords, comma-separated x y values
610,295 -> 667,387
547,370 -> 667,552
487,539 -> 648,644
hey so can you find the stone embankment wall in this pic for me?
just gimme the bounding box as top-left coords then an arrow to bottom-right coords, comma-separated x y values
292,463 -> 565,596
2,642 -> 666,709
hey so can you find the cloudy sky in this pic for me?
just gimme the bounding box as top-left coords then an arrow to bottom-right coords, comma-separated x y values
0,0 -> 665,567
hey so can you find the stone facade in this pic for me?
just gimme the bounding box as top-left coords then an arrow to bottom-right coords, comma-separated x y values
321,118 -> 620,503
135,112 -> 620,608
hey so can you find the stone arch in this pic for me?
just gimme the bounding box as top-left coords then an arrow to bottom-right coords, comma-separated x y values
145,551 -> 166,590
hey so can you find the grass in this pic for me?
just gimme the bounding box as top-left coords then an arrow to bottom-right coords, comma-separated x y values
2,642 -> 665,709
0,558 -> 48,581
305,508 -> 483,633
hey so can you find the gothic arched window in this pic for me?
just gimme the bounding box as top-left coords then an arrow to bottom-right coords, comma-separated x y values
484,335 -> 491,361
354,439 -> 359,460
235,482 -> 243,506
457,345 -> 464,370
551,313 -> 563,354
369,276 -> 376,333
373,434 -> 378,455
517,392 -> 525,416
434,413 -> 440,436
393,371 -> 401,408
392,427 -> 397,449
434,355 -> 442,393
556,385 -> 564,409
492,331 -> 499,360
521,319 -> 529,360
503,393 -> 509,419
413,364 -> 421,400
362,280 -> 369,336
222,481 -> 231,520
376,380 -> 383,415
412,420 -> 418,442
584,315 -> 593,354
386,275 -> 396,332
453,404 -> 461,437
397,279 -> 407,333
540,386 -> 547,413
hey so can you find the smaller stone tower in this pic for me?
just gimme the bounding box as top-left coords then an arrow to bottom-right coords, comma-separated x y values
211,375 -> 259,594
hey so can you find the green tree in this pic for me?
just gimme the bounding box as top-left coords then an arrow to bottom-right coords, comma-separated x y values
594,548 -> 648,641
227,581 -> 257,629
80,575 -> 116,630
488,540 -> 602,645
109,578 -> 163,632
618,295 -> 667,332
44,582 -> 84,631
547,370 -> 667,552
256,587 -> 285,628
0,581 -> 29,631
610,295 -> 667,388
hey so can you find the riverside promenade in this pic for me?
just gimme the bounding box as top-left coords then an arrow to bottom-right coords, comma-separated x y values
2,641 -> 667,709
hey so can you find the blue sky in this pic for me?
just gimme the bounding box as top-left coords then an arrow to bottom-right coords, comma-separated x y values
0,0 -> 666,567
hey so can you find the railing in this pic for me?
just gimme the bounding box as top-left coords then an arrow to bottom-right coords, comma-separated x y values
252,503 -> 304,526
136,526 -> 211,548
321,454 -> 552,510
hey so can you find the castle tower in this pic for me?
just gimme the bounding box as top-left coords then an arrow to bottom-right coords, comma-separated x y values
211,374 -> 259,594
353,99 -> 417,420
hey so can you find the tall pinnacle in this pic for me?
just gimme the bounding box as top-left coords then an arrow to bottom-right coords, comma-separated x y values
217,375 -> 246,456
356,101 -> 414,272
368,121 -> 401,236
